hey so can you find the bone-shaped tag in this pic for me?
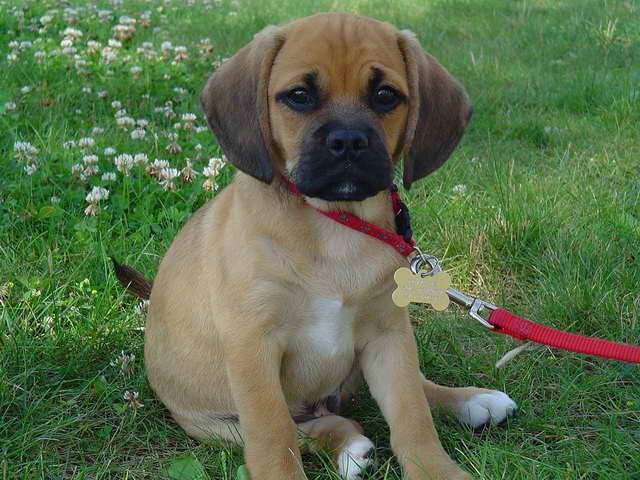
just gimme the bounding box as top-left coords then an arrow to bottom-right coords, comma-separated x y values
392,267 -> 450,310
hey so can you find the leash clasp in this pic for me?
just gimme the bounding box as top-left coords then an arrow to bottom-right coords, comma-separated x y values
446,288 -> 496,329
410,252 -> 496,329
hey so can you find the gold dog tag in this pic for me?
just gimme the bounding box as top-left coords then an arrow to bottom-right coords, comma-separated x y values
392,267 -> 450,310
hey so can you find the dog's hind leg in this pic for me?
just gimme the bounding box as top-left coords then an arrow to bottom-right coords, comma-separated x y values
297,415 -> 374,480
421,375 -> 517,428
171,411 -> 245,445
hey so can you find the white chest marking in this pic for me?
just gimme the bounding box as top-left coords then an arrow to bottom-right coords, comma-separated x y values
305,297 -> 356,356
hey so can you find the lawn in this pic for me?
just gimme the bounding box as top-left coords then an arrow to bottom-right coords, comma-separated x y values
1,0 -> 639,478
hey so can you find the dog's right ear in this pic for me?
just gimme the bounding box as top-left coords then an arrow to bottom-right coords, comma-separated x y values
201,26 -> 285,184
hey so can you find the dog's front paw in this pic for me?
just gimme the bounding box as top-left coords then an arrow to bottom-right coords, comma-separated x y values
455,390 -> 517,428
337,435 -> 374,479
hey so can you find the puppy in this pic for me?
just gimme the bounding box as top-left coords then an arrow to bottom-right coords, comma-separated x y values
115,13 -> 516,480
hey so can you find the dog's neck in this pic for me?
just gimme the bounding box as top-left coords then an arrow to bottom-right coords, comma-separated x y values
304,193 -> 392,227
233,172 -> 395,230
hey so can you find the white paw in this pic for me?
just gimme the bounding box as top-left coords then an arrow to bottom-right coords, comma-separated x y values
337,435 -> 374,479
456,391 -> 517,428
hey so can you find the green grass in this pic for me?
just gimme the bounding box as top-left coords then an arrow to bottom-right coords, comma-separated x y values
1,0 -> 639,478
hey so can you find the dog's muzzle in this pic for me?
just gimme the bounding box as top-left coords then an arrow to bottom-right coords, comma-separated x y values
293,122 -> 393,202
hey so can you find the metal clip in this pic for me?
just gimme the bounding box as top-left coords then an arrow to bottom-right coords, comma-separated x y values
409,252 -> 496,329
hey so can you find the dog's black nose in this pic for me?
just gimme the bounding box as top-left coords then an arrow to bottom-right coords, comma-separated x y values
326,129 -> 369,157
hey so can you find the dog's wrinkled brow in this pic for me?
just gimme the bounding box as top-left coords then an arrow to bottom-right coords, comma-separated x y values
303,72 -> 319,91
368,67 -> 385,90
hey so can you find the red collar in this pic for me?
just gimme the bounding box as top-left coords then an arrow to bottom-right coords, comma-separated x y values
281,176 -> 416,257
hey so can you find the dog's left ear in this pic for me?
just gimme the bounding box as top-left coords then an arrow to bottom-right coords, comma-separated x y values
397,30 -> 474,189
201,26 -> 285,184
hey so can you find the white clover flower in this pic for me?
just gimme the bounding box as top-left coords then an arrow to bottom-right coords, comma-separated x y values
166,142 -> 182,155
202,178 -> 218,192
20,41 -> 32,50
130,65 -> 142,76
82,86 -> 92,94
194,143 -> 202,152
78,137 -> 95,149
104,147 -> 116,156
134,153 -> 148,165
123,390 -> 144,409
40,15 -> 53,24
9,41 -> 19,50
195,126 -> 208,133
20,86 -> 33,94
50,196 -> 60,204
131,128 -> 145,140
111,351 -> 136,377
83,154 -> 98,165
83,165 -> 99,177
116,116 -> 136,130
101,47 -> 117,63
4,102 -> 17,111
173,46 -> 188,62
159,167 -> 180,191
136,119 -> 149,128
97,91 -> 108,99
71,163 -> 84,175
452,184 -> 468,194
114,154 -> 134,175
113,24 -> 136,40
63,140 -> 76,149
84,203 -> 100,216
34,51 -> 45,62
86,40 -> 101,54
114,108 -> 127,118
101,171 -> 116,181
91,126 -> 104,135
181,159 -> 197,183
108,38 -> 123,49
116,116 -> 135,129
62,46 -> 77,56
62,27 -> 83,39
199,38 -> 213,58
204,157 -> 225,177
86,186 -> 109,203
146,158 -> 169,178
111,100 -> 122,109
60,38 -> 73,48
98,10 -> 113,22
14,142 -> 40,167
139,11 -> 151,28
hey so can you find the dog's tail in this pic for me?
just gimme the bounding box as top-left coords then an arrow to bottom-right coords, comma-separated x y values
111,257 -> 153,300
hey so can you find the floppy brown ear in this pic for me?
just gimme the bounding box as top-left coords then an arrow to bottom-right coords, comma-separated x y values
397,30 -> 474,189
200,26 -> 285,183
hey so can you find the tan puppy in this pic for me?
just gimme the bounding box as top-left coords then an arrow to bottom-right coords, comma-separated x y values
115,13 -> 516,480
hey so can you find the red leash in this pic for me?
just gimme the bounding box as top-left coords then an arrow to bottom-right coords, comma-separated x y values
489,308 -> 640,363
282,175 -> 640,364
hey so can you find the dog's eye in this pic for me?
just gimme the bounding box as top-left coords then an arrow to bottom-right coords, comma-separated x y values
284,88 -> 316,112
372,86 -> 400,113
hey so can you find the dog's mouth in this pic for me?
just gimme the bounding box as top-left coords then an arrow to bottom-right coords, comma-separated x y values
292,164 -> 392,202
308,179 -> 383,202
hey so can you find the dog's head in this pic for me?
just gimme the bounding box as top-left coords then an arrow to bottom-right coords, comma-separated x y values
201,13 -> 473,200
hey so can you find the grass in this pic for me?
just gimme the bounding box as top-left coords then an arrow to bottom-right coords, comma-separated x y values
1,0 -> 639,478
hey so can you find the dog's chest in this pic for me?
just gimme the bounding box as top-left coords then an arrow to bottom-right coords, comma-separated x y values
303,296 -> 356,356
281,294 -> 361,403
